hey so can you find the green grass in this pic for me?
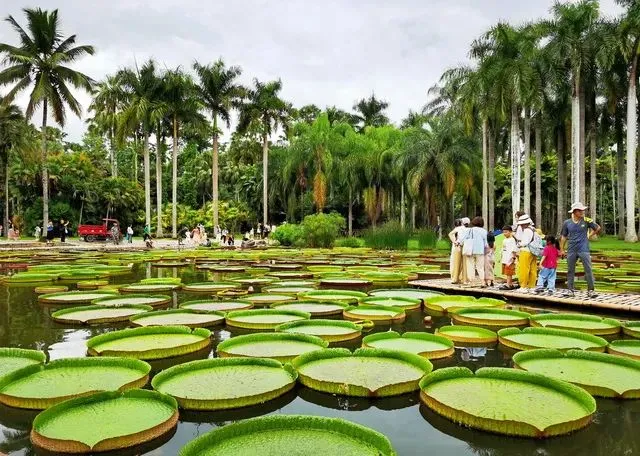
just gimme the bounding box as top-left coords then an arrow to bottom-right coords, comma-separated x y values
590,236 -> 640,253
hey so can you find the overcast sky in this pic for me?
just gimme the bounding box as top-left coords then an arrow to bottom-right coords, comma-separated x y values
0,0 -> 623,142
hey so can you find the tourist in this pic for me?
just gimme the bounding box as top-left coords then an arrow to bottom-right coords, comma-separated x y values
34,225 -> 41,239
46,221 -> 54,245
515,214 -> 538,290
457,216 -> 488,287
484,231 -> 495,287
110,222 -> 120,245
500,226 -> 518,289
535,235 -> 561,295
448,219 -> 464,284
560,202 -> 601,298
126,225 -> 133,243
178,226 -> 188,246
143,225 -> 151,242
60,219 -> 69,243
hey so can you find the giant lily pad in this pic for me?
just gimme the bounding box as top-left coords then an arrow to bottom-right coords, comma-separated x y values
178,415 -> 396,456
5,272 -> 59,283
271,300 -> 348,316
343,305 -> 405,324
264,286 -> 317,295
87,326 -> 212,360
368,288 -> 443,303
425,296 -> 504,314
0,357 -> 150,409
359,296 -> 422,311
182,282 -> 239,293
513,349 -> 640,398
51,305 -> 153,325
152,357 -> 298,410
498,327 -> 608,352
276,320 -> 365,343
34,285 -> 68,294
300,290 -> 367,304
450,308 -> 531,329
38,290 -> 118,305
120,283 -> 181,293
360,271 -> 408,285
130,309 -> 225,328
232,277 -> 276,287
623,321 -> 640,339
362,331 -> 454,359
529,313 -> 621,336
0,348 -> 46,378
291,348 -> 432,397
244,293 -> 297,306
217,333 -> 328,362
319,278 -> 372,290
77,280 -> 110,290
435,326 -> 498,345
225,309 -> 310,330
419,367 -> 596,437
607,339 -> 640,360
92,294 -> 171,308
180,299 -> 253,312
31,389 -> 178,453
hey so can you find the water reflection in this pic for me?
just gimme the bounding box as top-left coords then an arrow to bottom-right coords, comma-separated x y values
298,386 -> 418,412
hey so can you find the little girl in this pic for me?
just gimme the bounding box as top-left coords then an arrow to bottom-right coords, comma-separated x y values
534,235 -> 561,294
484,232 -> 495,287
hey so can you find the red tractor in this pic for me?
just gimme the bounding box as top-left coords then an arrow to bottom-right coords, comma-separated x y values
77,218 -> 121,242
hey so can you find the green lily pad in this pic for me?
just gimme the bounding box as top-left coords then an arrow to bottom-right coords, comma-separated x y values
269,280 -> 317,288
244,293 -> 297,306
130,309 -> 225,328
5,272 -> 59,283
529,313 -> 621,336
623,321 -> 640,338
182,282 -> 239,293
178,415 -> 396,456
498,327 -> 608,352
291,348 -> 432,397
607,340 -> 640,361
343,305 -> 405,324
92,294 -> 172,308
264,286 -> 316,295
87,326 -> 212,360
225,309 -> 310,330
362,331 -> 454,359
77,280 -> 110,290
38,290 -> 118,305
0,357 -> 150,409
179,300 -> 253,312
513,349 -> 640,398
31,389 -> 178,453
435,325 -> 498,345
300,290 -> 368,304
271,300 -> 348,316
419,367 -> 596,437
450,308 -> 531,329
34,285 -> 68,294
359,296 -> 422,311
368,288 -> 443,302
51,305 -> 153,325
120,283 -> 182,293
425,296 -> 504,313
0,348 -> 46,379
217,333 -> 328,362
276,320 -> 364,343
319,278 -> 372,290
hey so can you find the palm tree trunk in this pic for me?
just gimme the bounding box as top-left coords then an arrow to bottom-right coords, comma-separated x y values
616,110 -> 625,238
589,121 -> 597,223
611,146 -> 617,236
488,125 -> 495,231
557,128 -> 567,234
41,100 -> 49,231
4,157 -> 9,239
212,116 -> 220,229
482,118 -> 488,225
535,119 -> 542,231
348,186 -> 353,236
626,54 -> 639,242
156,126 -> 163,238
143,130 -> 151,230
110,128 -> 117,178
172,115 -> 178,238
571,74 -> 581,204
523,107 -> 531,215
579,82 -> 587,203
400,181 -> 406,228
262,131 -> 269,226
411,202 -> 416,230
510,103 -> 521,219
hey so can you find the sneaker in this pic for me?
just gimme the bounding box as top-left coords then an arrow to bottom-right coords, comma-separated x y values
547,289 -> 554,295
533,287 -> 544,294
562,289 -> 575,297
587,291 -> 598,298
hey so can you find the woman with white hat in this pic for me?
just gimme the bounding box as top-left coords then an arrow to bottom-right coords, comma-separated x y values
516,214 -> 538,289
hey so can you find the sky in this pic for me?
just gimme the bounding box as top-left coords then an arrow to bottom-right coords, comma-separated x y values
0,0 -> 623,142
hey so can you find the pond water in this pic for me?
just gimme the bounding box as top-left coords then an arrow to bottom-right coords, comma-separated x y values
0,261 -> 638,456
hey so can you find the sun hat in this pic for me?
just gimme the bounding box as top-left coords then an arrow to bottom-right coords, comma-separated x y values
569,202 -> 588,212
517,214 -> 533,225
460,217 -> 471,225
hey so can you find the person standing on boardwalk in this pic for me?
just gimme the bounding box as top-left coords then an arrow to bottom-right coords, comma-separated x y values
46,221 -> 54,245
561,202 -> 601,298
534,236 -> 561,295
515,214 -> 538,290
60,219 -> 69,243
457,216 -> 488,287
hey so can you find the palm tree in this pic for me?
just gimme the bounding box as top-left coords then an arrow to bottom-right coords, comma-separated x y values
0,103 -> 25,237
193,59 -> 244,229
237,78 -> 289,225
89,75 -> 124,177
352,94 -> 389,131
118,60 -> 165,231
0,8 -> 94,228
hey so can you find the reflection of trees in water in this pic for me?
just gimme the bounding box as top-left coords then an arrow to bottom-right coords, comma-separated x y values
0,427 -> 36,456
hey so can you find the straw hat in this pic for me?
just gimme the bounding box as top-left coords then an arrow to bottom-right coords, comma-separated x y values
517,214 -> 533,225
569,202 -> 588,213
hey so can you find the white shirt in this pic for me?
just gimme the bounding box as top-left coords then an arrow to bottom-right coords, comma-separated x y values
502,237 -> 517,265
517,227 -> 534,251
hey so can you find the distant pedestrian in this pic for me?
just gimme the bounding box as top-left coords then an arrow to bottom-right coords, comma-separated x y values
143,225 -> 151,242
561,202 -> 601,298
500,226 -> 518,290
484,232 -> 495,287
46,221 -> 54,245
60,219 -> 69,243
126,225 -> 133,243
535,235 -> 561,295
34,225 -> 41,239
110,222 -> 120,245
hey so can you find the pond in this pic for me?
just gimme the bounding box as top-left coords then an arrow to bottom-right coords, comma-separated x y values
0,257 -> 638,455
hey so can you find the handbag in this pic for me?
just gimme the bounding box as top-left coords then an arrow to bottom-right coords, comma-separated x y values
462,229 -> 474,256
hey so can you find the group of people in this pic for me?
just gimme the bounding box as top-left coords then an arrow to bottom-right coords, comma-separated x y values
0,222 -> 20,240
44,219 -> 69,245
179,224 -> 210,247
448,202 -> 601,297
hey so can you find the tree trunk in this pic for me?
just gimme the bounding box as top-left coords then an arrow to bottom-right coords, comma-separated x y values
172,115 -> 178,239
143,130 -> 151,231
41,100 -> 49,231
79,199 -> 84,226
510,103 -> 521,219
626,56 -> 638,242
400,181 -> 406,228
411,202 -> 416,230
611,146 -> 617,236
579,81 -> 586,203
571,75 -> 581,204
110,128 -> 117,177
4,158 -> 9,239
262,131 -> 269,226
616,110 -> 625,238
482,118 -> 489,225
589,120 -> 597,223
488,125 -> 496,231
212,115 -> 220,228
535,119 -> 542,231
557,128 -> 567,234
348,186 -> 353,236
156,126 -> 163,238
524,107 -> 531,214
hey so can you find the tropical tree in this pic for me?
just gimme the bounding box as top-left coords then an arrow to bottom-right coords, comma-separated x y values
352,94 -> 389,131
0,7 -> 95,228
89,75 -> 124,177
0,103 -> 25,236
193,59 -> 244,229
237,78 -> 290,225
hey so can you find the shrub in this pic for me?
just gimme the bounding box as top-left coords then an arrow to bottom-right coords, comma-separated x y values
415,229 -> 438,249
271,223 -> 304,246
301,212 -> 346,248
335,237 -> 363,248
363,221 -> 412,250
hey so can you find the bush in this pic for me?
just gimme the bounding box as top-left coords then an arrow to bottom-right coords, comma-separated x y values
271,223 -> 304,246
335,237 -> 363,248
415,229 -> 438,249
302,212 -> 346,248
363,221 -> 412,250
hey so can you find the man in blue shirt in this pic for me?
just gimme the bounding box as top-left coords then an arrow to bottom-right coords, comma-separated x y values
560,202 -> 601,298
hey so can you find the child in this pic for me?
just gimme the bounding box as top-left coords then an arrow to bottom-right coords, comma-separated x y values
535,235 -> 561,294
500,225 -> 518,289
484,232 -> 495,287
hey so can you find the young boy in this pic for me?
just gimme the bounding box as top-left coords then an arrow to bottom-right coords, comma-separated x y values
500,225 -> 518,289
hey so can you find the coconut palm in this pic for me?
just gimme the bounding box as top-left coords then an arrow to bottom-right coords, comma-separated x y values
193,59 -> 244,229
352,94 -> 390,132
89,75 -> 125,177
237,78 -> 290,225
0,8 -> 94,228
0,103 -> 25,237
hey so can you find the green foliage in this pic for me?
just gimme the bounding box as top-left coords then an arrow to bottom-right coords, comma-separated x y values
335,237 -> 364,248
301,212 -> 345,248
271,223 -> 304,246
363,221 -> 411,250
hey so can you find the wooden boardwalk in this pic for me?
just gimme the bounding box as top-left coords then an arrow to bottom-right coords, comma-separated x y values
409,279 -> 640,315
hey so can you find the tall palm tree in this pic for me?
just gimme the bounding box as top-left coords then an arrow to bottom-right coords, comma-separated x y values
193,59 -> 244,229
237,79 -> 289,225
352,94 -> 389,132
118,60 -> 165,231
0,103 -> 25,237
0,8 -> 94,228
89,75 -> 124,177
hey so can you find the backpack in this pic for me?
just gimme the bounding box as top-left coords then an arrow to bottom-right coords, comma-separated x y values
527,228 -> 545,257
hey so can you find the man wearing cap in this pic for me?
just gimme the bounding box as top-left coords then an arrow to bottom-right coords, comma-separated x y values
560,202 -> 601,298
